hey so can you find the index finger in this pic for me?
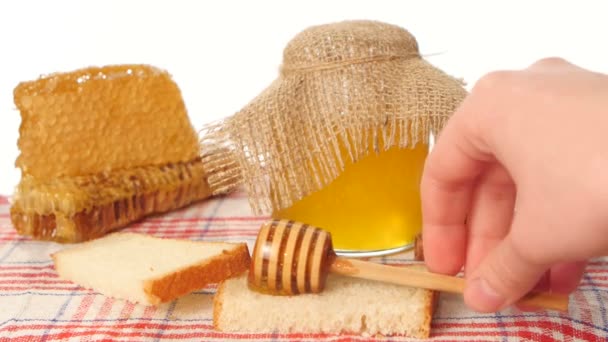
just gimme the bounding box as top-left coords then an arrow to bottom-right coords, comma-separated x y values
420,98 -> 492,275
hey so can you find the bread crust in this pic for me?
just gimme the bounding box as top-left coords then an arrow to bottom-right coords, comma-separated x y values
10,159 -> 212,243
414,233 -> 434,339
414,233 -> 425,261
213,275 -> 226,328
144,243 -> 251,305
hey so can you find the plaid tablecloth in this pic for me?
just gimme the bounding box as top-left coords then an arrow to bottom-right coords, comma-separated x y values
0,192 -> 607,342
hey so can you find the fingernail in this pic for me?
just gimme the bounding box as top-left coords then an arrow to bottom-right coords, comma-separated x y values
465,278 -> 506,312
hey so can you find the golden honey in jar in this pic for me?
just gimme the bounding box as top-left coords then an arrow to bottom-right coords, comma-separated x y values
273,142 -> 428,256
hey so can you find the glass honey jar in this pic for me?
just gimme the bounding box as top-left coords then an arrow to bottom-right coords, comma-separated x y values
199,20 -> 466,258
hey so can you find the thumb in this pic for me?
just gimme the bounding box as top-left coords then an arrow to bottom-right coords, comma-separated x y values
463,219 -> 550,312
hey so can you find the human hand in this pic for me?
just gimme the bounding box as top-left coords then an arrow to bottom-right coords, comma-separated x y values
420,57 -> 608,312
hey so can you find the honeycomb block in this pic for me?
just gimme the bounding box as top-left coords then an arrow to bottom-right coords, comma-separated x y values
14,65 -> 200,179
10,64 -> 218,243
10,159 -> 210,243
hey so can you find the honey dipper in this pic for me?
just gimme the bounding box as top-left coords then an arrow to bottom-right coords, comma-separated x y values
248,219 -> 569,312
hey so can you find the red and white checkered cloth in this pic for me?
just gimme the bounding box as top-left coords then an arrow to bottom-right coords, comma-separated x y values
1,192 -> 607,341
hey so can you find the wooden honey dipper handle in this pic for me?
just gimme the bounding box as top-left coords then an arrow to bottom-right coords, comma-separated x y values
248,219 -> 569,312
330,257 -> 569,312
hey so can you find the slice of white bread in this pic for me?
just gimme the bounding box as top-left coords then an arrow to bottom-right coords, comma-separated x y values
52,232 -> 250,305
214,267 -> 436,338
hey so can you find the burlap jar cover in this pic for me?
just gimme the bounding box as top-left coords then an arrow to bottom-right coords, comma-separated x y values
201,20 -> 468,214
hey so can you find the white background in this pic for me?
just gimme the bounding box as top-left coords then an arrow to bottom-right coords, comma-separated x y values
0,0 -> 606,196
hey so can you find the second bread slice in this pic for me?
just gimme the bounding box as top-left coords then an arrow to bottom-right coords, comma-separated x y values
214,268 -> 436,338
52,232 -> 250,305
